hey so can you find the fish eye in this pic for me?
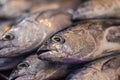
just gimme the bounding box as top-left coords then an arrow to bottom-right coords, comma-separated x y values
2,33 -> 14,41
17,62 -> 29,69
51,35 -> 65,44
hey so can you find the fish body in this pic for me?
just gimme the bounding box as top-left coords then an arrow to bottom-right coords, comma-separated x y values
29,0 -> 81,14
73,0 -> 120,19
0,56 -> 24,70
0,10 -> 72,57
39,20 -> 120,64
9,54 -> 70,80
67,55 -> 120,80
0,0 -> 81,18
0,0 -> 33,18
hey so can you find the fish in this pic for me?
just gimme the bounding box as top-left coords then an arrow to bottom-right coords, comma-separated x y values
0,0 -> 80,18
0,21 -> 27,70
73,0 -> 120,20
0,0 -> 51,18
0,10 -> 72,57
67,55 -> 120,80
38,19 -> 120,64
0,0 -> 32,18
0,21 -> 12,37
29,0 -> 81,14
0,56 -> 25,70
9,54 -> 71,80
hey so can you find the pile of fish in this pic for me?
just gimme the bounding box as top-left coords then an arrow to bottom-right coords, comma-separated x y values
0,0 -> 120,80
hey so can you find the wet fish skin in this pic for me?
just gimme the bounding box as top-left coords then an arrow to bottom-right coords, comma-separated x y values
67,55 -> 120,80
39,20 -> 120,64
0,0 -> 33,18
73,0 -> 120,19
0,0 -> 81,18
0,0 -> 54,18
0,10 -> 72,57
0,56 -> 25,71
29,0 -> 81,14
0,21 -> 12,37
9,54 -> 70,80
0,21 -> 25,70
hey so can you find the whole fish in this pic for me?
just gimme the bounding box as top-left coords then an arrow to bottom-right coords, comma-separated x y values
9,54 -> 71,80
39,20 -> 120,64
67,55 -> 120,80
73,0 -> 120,19
0,10 -> 72,57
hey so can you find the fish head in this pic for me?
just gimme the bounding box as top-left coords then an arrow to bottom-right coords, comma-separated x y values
0,14 -> 46,57
9,54 -> 44,80
9,54 -> 69,80
39,21 -> 120,64
0,10 -> 72,57
39,24 -> 96,64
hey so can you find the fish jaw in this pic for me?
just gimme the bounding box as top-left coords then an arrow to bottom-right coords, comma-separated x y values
39,50 -> 91,64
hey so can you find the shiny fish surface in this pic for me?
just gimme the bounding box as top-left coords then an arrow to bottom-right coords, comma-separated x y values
39,20 -> 120,64
0,10 -> 72,57
9,54 -> 70,80
67,55 -> 120,80
73,0 -> 120,19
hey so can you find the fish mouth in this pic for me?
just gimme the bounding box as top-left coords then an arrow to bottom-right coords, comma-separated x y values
38,50 -> 91,64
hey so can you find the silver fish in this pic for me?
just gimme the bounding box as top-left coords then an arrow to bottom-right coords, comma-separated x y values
9,54 -> 70,80
0,56 -> 24,70
29,0 -> 81,14
39,20 -> 120,64
73,0 -> 120,19
0,21 -> 25,70
67,55 -> 120,80
0,10 -> 72,57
